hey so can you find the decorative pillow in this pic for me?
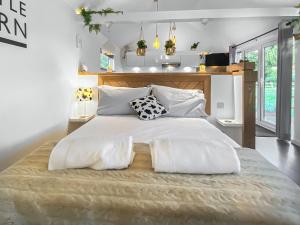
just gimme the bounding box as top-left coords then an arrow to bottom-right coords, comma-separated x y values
129,95 -> 168,120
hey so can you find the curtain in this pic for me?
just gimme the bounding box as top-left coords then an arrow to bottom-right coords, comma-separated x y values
276,21 -> 293,140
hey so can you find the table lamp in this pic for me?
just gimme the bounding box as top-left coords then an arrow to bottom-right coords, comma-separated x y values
76,88 -> 93,118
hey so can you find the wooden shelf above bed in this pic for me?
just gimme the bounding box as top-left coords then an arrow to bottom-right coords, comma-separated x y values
78,71 -> 234,76
78,63 -> 255,77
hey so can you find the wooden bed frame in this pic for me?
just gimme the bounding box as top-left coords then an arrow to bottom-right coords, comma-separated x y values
96,71 -> 257,149
98,73 -> 211,114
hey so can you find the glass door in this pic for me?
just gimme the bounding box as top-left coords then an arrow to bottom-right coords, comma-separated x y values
244,41 -> 278,131
262,42 -> 278,129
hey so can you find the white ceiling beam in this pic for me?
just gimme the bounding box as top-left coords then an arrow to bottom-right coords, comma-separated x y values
90,8 -> 298,24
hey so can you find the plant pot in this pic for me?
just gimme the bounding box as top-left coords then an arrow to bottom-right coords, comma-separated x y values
293,24 -> 300,40
166,47 -> 176,55
136,48 -> 146,56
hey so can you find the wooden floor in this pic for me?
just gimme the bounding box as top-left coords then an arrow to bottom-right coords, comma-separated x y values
256,137 -> 300,186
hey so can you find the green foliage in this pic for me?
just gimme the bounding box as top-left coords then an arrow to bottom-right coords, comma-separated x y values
286,3 -> 300,27
191,42 -> 200,50
245,51 -> 259,71
165,39 -> 175,49
264,45 -> 278,83
79,8 -> 123,34
137,40 -> 147,49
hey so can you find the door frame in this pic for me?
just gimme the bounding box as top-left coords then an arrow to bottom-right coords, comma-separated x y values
236,33 -> 278,132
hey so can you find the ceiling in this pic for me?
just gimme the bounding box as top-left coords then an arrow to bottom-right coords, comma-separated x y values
67,0 -> 298,52
66,0 -> 299,12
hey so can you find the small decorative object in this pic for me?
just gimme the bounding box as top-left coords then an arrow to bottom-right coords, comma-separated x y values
191,42 -> 200,51
199,51 -> 208,72
76,7 -> 123,34
165,39 -> 176,55
286,3 -> 300,39
199,64 -> 206,73
76,88 -> 93,118
79,64 -> 88,72
136,25 -> 147,56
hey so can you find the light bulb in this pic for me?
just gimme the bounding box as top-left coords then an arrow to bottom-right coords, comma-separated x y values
153,35 -> 160,49
75,7 -> 84,15
172,36 -> 176,44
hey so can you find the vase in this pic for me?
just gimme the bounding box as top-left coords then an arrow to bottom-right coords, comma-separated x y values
294,24 -> 300,40
136,48 -> 146,56
166,47 -> 176,55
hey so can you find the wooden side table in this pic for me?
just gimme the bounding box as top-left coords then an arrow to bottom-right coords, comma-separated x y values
67,115 -> 95,134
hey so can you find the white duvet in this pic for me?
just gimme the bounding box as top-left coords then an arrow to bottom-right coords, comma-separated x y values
65,116 -> 239,147
49,116 -> 239,171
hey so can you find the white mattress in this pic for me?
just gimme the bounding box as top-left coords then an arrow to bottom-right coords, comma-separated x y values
67,116 -> 239,148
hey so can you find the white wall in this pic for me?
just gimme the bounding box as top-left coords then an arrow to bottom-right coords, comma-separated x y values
211,76 -> 235,118
102,18 -> 281,54
0,0 -> 79,170
78,28 -> 123,72
292,39 -> 300,147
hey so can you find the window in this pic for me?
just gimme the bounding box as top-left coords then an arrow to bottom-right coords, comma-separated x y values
263,44 -> 277,126
238,35 -> 278,131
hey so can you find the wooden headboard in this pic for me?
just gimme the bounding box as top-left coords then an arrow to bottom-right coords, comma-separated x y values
98,73 -> 211,114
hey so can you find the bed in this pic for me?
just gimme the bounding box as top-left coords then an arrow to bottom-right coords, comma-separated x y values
1,74 -> 299,225
0,116 -> 300,225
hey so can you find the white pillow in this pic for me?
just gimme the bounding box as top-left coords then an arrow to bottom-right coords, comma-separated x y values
151,85 -> 207,118
97,85 -> 151,115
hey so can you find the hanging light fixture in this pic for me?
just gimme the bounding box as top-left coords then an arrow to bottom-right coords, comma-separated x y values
153,0 -> 160,49
171,22 -> 176,44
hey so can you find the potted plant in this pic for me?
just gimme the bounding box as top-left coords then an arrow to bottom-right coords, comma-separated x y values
191,42 -> 200,51
165,39 -> 176,55
136,40 -> 147,56
287,3 -> 300,40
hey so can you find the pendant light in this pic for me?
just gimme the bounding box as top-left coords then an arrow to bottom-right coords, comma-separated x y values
171,22 -> 176,44
153,0 -> 160,49
139,23 -> 144,40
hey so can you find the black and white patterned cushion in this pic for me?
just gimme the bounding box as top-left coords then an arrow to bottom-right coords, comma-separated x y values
129,95 -> 168,120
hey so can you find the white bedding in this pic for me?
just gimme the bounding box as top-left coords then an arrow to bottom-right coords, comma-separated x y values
150,138 -> 241,174
67,116 -> 239,148
48,136 -> 134,171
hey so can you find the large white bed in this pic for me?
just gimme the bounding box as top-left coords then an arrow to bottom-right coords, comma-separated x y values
1,115 -> 300,225
1,82 -> 299,225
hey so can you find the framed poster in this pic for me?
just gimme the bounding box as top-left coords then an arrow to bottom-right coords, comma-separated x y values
0,0 -> 27,48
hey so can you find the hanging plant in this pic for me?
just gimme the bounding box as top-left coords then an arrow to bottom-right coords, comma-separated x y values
286,3 -> 300,37
137,40 -> 147,49
77,7 -> 123,34
191,42 -> 200,50
165,39 -> 176,55
136,40 -> 147,56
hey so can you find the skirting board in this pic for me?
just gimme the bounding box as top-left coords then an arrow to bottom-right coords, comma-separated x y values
292,139 -> 300,147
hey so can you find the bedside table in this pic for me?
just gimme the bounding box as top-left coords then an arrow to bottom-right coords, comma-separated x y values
216,119 -> 243,146
67,115 -> 95,134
